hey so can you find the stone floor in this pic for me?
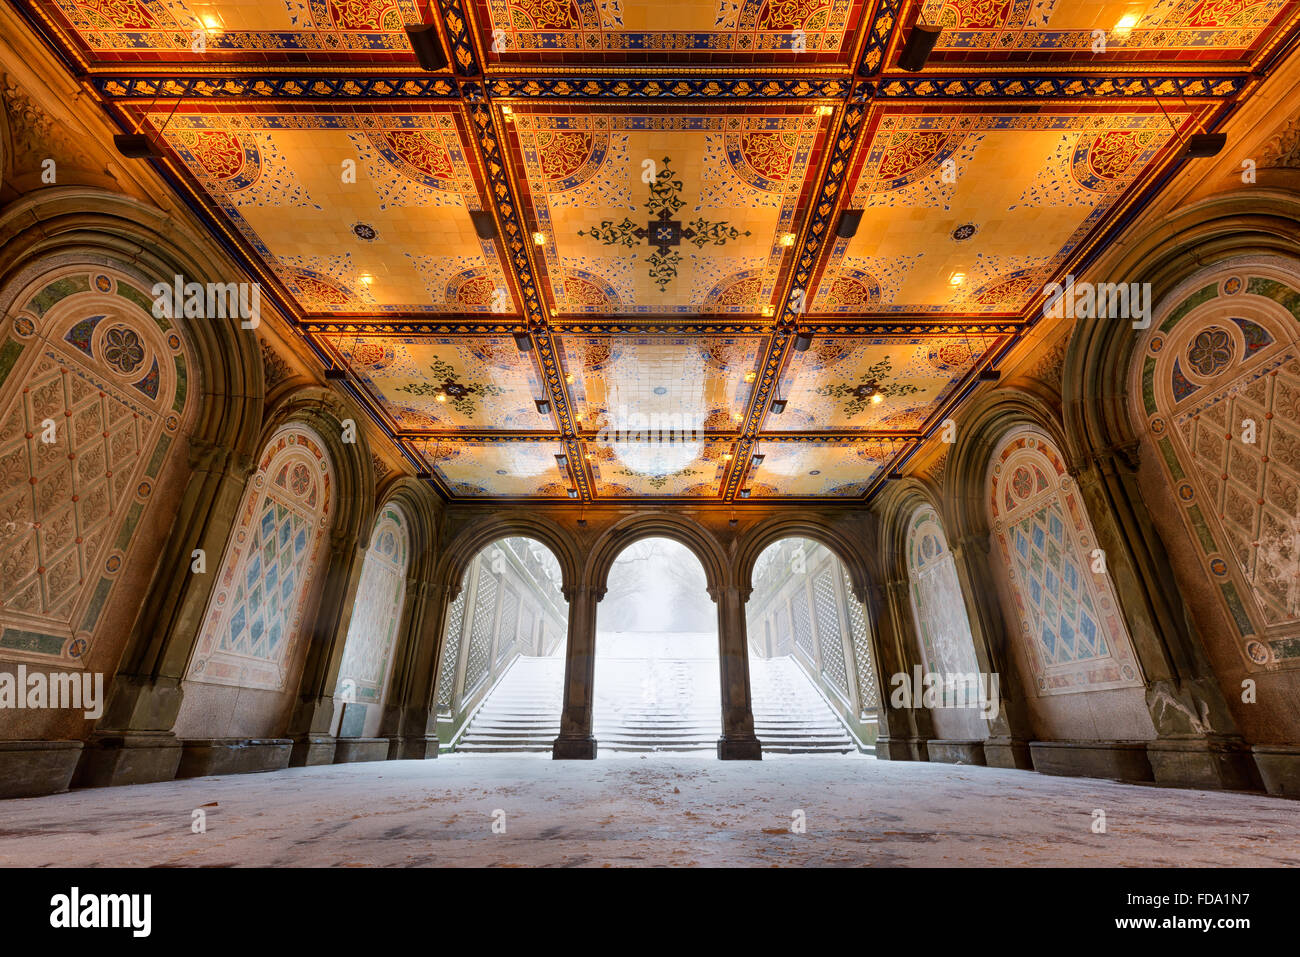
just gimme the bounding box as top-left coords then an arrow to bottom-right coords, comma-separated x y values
0,755 -> 1295,867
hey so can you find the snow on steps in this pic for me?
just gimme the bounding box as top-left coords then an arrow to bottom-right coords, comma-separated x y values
454,637 -> 857,754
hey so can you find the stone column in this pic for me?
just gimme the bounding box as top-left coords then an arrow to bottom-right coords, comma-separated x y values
1073,446 -> 1259,790
287,526 -> 366,766
716,585 -> 762,760
949,531 -> 1034,769
76,438 -> 255,788
381,576 -> 457,759
871,578 -> 933,761
552,583 -> 599,759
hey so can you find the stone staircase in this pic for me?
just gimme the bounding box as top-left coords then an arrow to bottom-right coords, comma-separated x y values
453,633 -> 858,754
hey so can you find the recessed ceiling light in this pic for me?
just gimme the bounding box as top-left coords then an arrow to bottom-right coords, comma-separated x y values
780,233 -> 796,247
435,393 -> 447,403
871,393 -> 884,404
1113,13 -> 1140,34
948,271 -> 966,286
358,273 -> 373,286
761,304 -> 775,317
532,231 -> 546,245
814,105 -> 834,117
723,453 -> 733,461
743,371 -> 757,383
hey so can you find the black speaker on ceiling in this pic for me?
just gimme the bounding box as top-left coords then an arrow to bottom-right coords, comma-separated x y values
470,210 -> 499,240
1185,133 -> 1227,158
405,23 -> 449,72
898,24 -> 942,73
113,134 -> 157,158
836,209 -> 864,239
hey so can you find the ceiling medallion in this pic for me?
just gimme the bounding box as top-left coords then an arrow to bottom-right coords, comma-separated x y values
578,156 -> 750,292
950,223 -> 977,242
351,222 -> 379,241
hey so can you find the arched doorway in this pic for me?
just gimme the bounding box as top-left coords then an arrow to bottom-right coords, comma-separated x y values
746,538 -> 878,752
593,538 -> 720,753
437,537 -> 569,753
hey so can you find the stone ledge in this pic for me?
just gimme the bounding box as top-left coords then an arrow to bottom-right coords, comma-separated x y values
0,740 -> 83,799
177,738 -> 292,778
74,732 -> 182,789
1029,740 -> 1154,782
927,739 -> 987,765
1251,745 -> 1300,797
333,737 -> 390,764
717,735 -> 762,761
1146,738 -> 1262,791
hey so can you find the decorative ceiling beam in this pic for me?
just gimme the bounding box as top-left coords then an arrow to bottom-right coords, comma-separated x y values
91,73 -> 1249,102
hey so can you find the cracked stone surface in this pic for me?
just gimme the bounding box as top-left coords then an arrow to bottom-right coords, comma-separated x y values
0,755 -> 1295,867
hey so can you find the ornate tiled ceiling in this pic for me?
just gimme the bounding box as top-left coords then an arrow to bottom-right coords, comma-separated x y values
18,0 -> 1299,502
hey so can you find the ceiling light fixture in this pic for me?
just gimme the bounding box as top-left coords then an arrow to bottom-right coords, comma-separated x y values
405,23 -> 449,71
555,454 -> 568,468
1185,133 -> 1227,158
567,488 -> 579,499
739,488 -> 751,499
761,304 -> 776,317
113,134 -> 157,159
1113,13 -> 1140,35
532,231 -> 546,246
835,209 -> 864,239
898,23 -> 942,72
770,398 -> 788,414
744,371 -> 757,383
470,210 -> 499,241
780,233 -> 796,247
535,398 -> 551,415
324,368 -> 348,381
750,454 -> 765,466
513,331 -> 533,351
814,105 -> 834,117
978,368 -> 1000,381
948,270 -> 966,286
792,330 -> 813,352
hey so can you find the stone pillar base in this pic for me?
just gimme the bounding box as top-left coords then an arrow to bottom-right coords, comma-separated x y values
177,738 -> 292,778
289,734 -> 336,767
1252,745 -> 1300,796
552,735 -> 597,760
1029,740 -> 1153,781
393,736 -> 439,760
983,737 -> 1033,770
74,732 -> 182,789
333,738 -> 390,764
0,740 -> 84,798
874,735 -> 926,761
717,735 -> 762,760
1146,738 -> 1261,791
927,740 -> 987,766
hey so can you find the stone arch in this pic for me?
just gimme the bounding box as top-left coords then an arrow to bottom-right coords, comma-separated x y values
586,512 -> 727,600
177,420 -> 338,739
1063,188 -> 1300,466
942,386 -> 1068,546
872,477 -> 944,583
333,500 -> 412,738
258,386 -> 374,547
736,514 -> 876,603
0,188 -> 264,459
438,512 -> 579,601
0,255 -> 200,744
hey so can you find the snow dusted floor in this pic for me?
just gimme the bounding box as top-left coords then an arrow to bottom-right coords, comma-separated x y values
1,754 -> 1296,867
